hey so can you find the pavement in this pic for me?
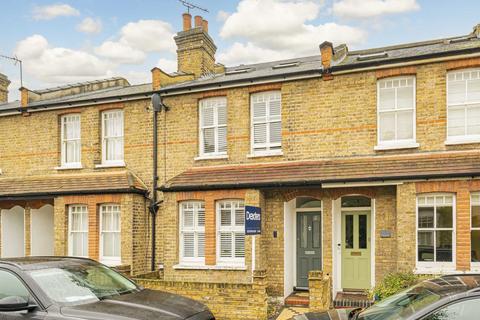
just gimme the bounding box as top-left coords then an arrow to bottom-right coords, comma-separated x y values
276,307 -> 309,320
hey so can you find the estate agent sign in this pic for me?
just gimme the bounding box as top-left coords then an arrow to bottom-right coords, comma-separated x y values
245,205 -> 261,235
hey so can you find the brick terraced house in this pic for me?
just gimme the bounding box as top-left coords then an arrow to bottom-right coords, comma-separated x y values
1,13 -> 480,314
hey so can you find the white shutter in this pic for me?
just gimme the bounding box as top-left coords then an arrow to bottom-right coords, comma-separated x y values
180,202 -> 205,263
200,98 -> 228,155
234,233 -> 245,258
183,233 -> 195,258
251,91 -> 281,153
269,121 -> 282,144
220,233 -> 232,258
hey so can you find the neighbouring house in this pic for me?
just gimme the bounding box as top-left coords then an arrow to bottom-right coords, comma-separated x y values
1,13 -> 480,313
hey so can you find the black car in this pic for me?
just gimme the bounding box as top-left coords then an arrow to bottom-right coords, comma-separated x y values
0,257 -> 215,320
296,274 -> 480,320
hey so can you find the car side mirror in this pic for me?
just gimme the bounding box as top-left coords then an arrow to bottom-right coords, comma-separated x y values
0,296 -> 37,312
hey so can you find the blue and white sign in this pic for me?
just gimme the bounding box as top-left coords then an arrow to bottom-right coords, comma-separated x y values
245,205 -> 261,235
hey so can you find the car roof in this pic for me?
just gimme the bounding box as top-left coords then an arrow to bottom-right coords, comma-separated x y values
0,256 -> 97,271
418,274 -> 480,296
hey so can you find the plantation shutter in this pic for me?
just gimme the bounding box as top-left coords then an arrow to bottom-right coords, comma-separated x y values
217,200 -> 245,263
200,98 -> 227,155
251,91 -> 281,152
180,202 -> 205,262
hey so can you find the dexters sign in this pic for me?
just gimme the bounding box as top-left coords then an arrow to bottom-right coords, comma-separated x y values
245,205 -> 261,235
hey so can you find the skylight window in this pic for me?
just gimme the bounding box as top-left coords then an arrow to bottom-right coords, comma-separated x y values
356,52 -> 388,61
272,62 -> 300,69
225,68 -> 251,75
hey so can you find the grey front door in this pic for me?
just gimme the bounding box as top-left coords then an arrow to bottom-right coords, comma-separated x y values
296,212 -> 322,288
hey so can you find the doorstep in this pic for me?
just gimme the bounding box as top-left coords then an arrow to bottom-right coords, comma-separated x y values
285,291 -> 310,307
333,291 -> 373,309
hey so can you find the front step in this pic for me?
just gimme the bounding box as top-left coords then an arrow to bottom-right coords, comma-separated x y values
285,291 -> 310,307
334,292 -> 373,309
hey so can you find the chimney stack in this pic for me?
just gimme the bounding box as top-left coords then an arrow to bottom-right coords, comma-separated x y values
0,73 -> 10,104
174,14 -> 217,78
182,13 -> 192,31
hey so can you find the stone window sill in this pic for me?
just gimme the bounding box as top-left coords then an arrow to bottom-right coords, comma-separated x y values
414,266 -> 456,275
55,164 -> 83,170
247,151 -> 283,158
194,154 -> 229,161
95,161 -> 126,168
173,264 -> 247,271
374,142 -> 419,151
445,137 -> 480,145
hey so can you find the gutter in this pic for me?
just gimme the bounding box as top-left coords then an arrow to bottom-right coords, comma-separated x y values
158,171 -> 480,192
0,187 -> 148,201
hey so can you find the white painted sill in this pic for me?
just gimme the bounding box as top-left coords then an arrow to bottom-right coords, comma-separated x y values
95,161 -> 126,168
374,142 -> 420,151
445,137 -> 480,145
101,259 -> 122,267
194,154 -> 229,161
173,264 -> 247,271
247,151 -> 283,158
55,164 -> 83,170
414,266 -> 457,275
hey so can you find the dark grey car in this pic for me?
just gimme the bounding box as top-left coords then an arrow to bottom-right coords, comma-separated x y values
296,274 -> 480,320
0,257 -> 215,320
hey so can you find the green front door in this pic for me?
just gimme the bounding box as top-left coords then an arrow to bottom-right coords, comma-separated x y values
341,211 -> 371,290
296,212 -> 322,288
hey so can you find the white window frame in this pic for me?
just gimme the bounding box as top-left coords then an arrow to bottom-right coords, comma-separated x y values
179,201 -> 205,265
198,97 -> 228,158
101,109 -> 125,166
446,68 -> 480,145
250,91 -> 282,156
60,114 -> 81,168
375,76 -> 418,150
471,193 -> 480,270
416,194 -> 456,273
68,205 -> 89,258
216,200 -> 245,266
99,204 -> 121,266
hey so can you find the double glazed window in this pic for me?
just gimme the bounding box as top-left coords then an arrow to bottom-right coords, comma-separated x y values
199,97 -> 227,156
61,114 -> 81,167
251,91 -> 282,154
471,194 -> 480,265
377,77 -> 416,148
417,195 -> 455,270
217,200 -> 245,265
179,202 -> 205,263
447,69 -> 480,142
102,110 -> 124,165
68,205 -> 89,257
100,204 -> 121,266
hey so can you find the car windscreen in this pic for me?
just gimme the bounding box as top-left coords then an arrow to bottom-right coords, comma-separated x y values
27,263 -> 139,306
357,283 -> 442,320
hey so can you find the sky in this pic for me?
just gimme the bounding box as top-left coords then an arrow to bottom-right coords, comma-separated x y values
0,0 -> 479,101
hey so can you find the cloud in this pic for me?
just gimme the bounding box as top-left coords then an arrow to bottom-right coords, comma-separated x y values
77,17 -> 102,34
95,19 -> 175,65
217,10 -> 231,22
157,58 -> 177,73
120,20 -> 175,53
332,0 -> 420,19
32,3 -> 80,20
95,41 -> 146,64
15,35 -> 112,83
218,0 -> 366,65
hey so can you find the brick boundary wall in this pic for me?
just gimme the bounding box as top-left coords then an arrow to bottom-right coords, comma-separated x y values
308,270 -> 332,312
134,270 -> 268,320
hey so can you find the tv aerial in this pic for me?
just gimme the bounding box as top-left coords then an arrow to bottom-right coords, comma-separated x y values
178,0 -> 209,13
0,54 -> 23,87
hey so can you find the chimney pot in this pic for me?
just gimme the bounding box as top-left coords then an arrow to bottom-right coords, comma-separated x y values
194,15 -> 203,28
202,19 -> 209,33
320,41 -> 334,70
182,13 -> 192,31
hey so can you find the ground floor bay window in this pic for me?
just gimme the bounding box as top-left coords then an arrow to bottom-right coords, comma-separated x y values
68,205 -> 89,258
417,194 -> 455,272
217,200 -> 245,266
100,204 -> 121,266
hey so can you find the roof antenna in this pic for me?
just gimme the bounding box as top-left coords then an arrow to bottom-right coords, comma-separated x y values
0,54 -> 23,88
178,0 -> 209,13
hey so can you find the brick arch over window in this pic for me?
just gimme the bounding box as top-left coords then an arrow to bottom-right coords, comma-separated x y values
281,187 -> 376,202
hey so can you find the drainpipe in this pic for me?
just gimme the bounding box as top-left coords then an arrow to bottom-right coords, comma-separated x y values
149,93 -> 168,271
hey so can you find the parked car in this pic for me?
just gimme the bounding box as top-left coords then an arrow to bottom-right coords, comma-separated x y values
0,257 -> 215,319
296,274 -> 480,320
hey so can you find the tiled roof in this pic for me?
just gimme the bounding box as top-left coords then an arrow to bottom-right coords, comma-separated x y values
162,151 -> 480,191
0,171 -> 148,199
